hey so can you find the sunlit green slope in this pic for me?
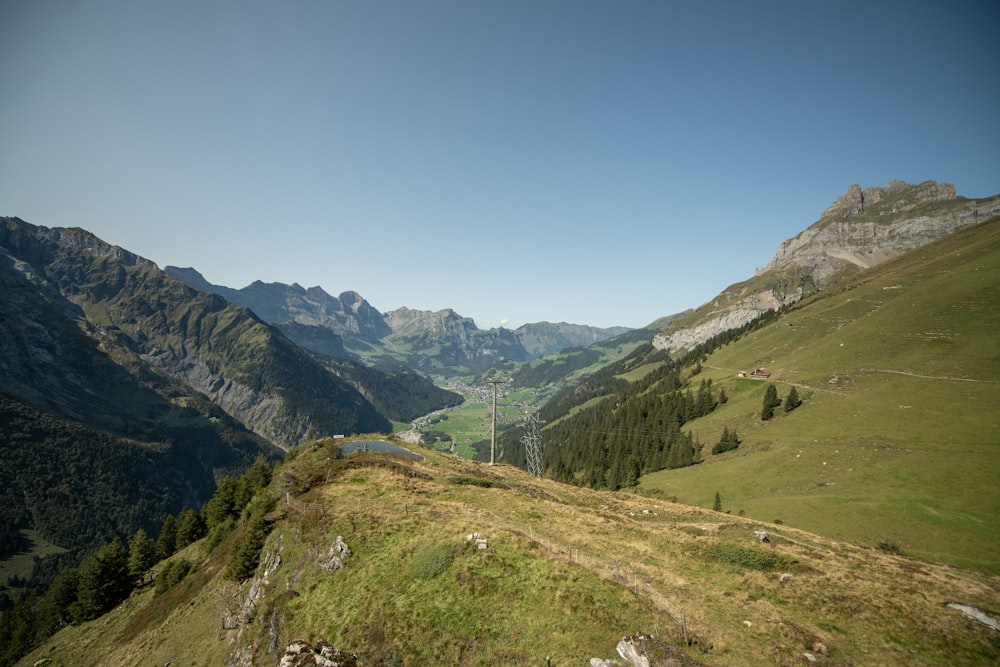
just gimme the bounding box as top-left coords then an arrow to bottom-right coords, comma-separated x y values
641,218 -> 1000,572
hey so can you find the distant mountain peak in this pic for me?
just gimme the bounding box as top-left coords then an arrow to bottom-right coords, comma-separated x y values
167,273 -> 629,374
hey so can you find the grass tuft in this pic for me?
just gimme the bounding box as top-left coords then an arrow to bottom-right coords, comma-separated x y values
409,542 -> 459,579
702,543 -> 798,571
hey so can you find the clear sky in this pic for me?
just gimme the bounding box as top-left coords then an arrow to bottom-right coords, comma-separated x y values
2,1 -> 998,330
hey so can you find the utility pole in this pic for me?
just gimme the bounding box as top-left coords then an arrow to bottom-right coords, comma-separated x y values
485,379 -> 504,465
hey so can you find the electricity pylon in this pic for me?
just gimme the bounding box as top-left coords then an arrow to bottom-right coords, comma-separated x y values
521,412 -> 544,477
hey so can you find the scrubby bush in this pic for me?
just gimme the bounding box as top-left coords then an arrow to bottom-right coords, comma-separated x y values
712,427 -> 740,455
703,544 -> 797,571
449,476 -> 495,488
154,559 -> 192,595
410,543 -> 458,579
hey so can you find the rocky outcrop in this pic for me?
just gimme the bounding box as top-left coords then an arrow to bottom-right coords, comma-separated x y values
223,547 -> 282,631
279,640 -> 358,667
817,179 -> 956,220
654,180 -> 1000,353
591,632 -> 710,667
226,545 -> 286,667
318,535 -> 351,572
766,180 -> 1000,288
654,287 -> 802,352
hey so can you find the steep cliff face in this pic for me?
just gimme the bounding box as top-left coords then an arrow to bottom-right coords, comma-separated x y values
654,180 -> 1000,353
765,180 -> 1000,288
655,287 -> 803,352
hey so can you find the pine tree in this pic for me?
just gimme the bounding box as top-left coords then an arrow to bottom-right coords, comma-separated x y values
784,385 -> 802,413
175,507 -> 206,548
712,427 -> 741,454
244,454 -> 273,491
37,566 -> 78,634
225,514 -> 270,582
71,537 -> 133,623
128,528 -> 158,583
713,492 -> 722,512
203,476 -> 240,528
157,514 -> 178,559
761,384 -> 781,421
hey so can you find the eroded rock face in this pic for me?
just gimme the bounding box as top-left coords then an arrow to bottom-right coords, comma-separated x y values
592,632 -> 710,667
654,288 -> 802,352
654,180 -> 1000,353
279,639 -> 358,667
318,535 -> 351,572
766,180 -> 1000,287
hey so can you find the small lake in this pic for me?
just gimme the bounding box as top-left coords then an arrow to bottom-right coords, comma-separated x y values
339,439 -> 424,461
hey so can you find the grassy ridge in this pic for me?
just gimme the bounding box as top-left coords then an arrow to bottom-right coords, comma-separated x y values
20,444 -> 1000,666
641,219 -> 1000,572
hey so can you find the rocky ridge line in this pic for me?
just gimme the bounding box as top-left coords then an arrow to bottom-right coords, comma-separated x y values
654,180 -> 1000,353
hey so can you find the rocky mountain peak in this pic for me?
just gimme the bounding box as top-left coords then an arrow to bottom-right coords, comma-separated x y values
768,180 -> 996,287
820,179 -> 958,220
654,179 -> 1000,353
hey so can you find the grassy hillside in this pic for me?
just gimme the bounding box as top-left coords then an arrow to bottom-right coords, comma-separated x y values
18,442 -> 1000,666
640,218 -> 1000,572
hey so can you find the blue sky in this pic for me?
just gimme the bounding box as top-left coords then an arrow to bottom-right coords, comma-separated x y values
2,1 -> 998,330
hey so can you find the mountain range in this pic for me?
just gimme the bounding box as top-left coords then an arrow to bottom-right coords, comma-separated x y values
0,217 -> 458,589
2,178 -> 998,635
165,265 -> 631,375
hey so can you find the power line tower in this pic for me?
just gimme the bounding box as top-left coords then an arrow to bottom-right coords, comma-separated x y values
485,379 -> 505,465
521,412 -> 544,477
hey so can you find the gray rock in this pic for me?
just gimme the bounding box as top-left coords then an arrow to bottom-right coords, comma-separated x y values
319,535 -> 351,572
654,180 -> 1000,354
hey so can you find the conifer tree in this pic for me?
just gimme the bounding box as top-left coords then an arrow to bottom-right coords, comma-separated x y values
203,476 -> 240,528
784,386 -> 802,413
128,528 -> 158,583
157,514 -> 178,559
225,514 -> 270,582
712,427 -> 741,454
761,384 -> 781,420
713,492 -> 722,512
71,537 -> 133,623
175,507 -> 206,548
37,566 -> 79,634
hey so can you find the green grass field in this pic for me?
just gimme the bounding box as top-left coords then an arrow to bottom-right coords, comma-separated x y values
641,220 -> 1000,572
